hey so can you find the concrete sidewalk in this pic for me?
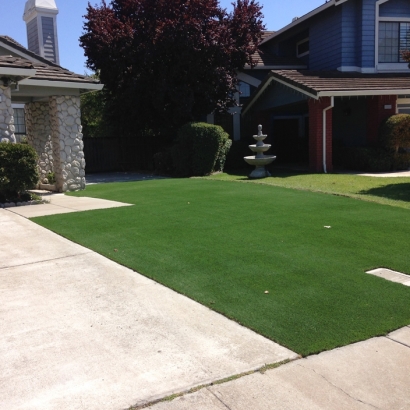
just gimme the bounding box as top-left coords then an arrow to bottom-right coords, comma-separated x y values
1,196 -> 410,410
5,193 -> 133,218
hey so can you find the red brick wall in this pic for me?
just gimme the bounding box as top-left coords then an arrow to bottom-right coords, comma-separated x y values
308,97 -> 333,172
366,96 -> 397,145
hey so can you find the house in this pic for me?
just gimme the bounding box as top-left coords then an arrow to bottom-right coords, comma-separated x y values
0,0 -> 102,191
223,0 -> 410,172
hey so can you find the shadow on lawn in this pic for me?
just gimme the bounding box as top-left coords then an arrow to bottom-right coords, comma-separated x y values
225,168 -> 311,180
358,183 -> 410,203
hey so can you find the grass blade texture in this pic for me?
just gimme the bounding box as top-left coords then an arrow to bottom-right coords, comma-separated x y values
33,178 -> 410,356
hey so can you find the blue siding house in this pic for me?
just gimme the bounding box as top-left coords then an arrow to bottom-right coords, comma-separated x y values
230,0 -> 410,171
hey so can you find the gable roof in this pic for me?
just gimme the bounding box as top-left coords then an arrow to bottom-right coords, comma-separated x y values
242,69 -> 410,114
260,0 -> 349,45
0,35 -> 60,68
0,36 -> 102,90
247,31 -> 307,69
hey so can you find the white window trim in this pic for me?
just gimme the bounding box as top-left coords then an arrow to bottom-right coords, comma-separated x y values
296,38 -> 310,58
375,0 -> 410,72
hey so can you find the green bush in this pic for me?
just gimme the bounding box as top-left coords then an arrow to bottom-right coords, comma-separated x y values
393,151 -> 410,170
0,142 -> 39,202
337,146 -> 393,172
379,114 -> 410,154
171,122 -> 232,176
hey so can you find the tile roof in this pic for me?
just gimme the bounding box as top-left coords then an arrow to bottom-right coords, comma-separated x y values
242,69 -> 410,115
0,55 -> 34,69
249,31 -> 306,68
0,35 -> 100,85
270,70 -> 410,95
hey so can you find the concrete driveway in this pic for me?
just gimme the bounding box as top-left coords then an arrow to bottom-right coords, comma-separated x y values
0,209 -> 297,410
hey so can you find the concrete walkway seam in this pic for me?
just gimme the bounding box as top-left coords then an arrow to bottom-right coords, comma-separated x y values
128,359 -> 301,410
0,252 -> 93,271
294,363 -> 380,410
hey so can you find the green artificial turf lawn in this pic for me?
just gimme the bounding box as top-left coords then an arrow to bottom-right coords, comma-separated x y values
33,178 -> 410,356
205,170 -> 410,209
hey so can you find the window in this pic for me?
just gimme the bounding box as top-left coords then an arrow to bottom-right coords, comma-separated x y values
296,38 -> 309,58
379,22 -> 410,63
398,98 -> 410,114
13,108 -> 26,135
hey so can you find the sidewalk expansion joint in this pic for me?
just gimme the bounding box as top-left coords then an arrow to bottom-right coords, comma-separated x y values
128,358 -> 300,409
0,252 -> 93,271
206,387 -> 233,410
296,364 -> 381,410
386,336 -> 410,349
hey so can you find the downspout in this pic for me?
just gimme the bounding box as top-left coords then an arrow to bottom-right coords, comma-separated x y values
322,96 -> 334,174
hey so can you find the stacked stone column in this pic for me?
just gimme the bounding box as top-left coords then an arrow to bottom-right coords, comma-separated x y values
49,96 -> 85,192
0,85 -> 16,143
25,102 -> 53,183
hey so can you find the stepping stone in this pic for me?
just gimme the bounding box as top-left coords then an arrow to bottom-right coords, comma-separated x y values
366,268 -> 410,286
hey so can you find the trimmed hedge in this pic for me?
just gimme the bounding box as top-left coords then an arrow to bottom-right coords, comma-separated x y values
0,142 -> 39,202
171,122 -> 232,176
379,114 -> 410,154
334,146 -> 410,172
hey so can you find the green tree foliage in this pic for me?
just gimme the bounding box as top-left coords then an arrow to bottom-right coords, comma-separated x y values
80,0 -> 264,136
0,142 -> 39,201
401,49 -> 410,68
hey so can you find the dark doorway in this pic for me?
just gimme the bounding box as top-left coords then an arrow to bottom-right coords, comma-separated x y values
272,118 -> 308,164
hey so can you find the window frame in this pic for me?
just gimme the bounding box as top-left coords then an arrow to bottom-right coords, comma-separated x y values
296,38 -> 310,58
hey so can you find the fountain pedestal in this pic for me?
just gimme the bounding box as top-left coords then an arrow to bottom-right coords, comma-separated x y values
244,125 -> 276,178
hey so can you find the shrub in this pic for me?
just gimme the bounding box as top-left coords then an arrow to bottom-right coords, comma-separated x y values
337,146 -> 393,172
393,151 -> 410,170
379,114 -> 410,155
171,122 -> 232,176
0,142 -> 39,201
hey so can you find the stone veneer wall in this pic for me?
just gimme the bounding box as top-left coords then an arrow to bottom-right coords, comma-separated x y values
0,86 -> 15,143
25,102 -> 53,183
49,96 -> 85,192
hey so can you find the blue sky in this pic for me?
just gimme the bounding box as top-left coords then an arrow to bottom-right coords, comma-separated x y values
2,0 -> 326,75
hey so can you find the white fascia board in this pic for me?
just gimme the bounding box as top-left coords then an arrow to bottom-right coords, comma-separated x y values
0,68 -> 37,77
19,78 -> 103,90
270,76 -> 318,99
245,65 -> 307,70
237,72 -> 261,87
318,89 -> 410,97
242,77 -> 274,115
260,1 -> 336,44
242,75 -> 318,116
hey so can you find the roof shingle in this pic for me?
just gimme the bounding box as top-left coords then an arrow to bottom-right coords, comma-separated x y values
0,35 -> 100,85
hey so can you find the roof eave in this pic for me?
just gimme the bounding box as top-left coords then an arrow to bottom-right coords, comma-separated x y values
244,65 -> 307,70
242,73 -> 318,116
260,0 -> 350,45
319,89 -> 410,97
19,78 -> 103,90
0,68 -> 37,78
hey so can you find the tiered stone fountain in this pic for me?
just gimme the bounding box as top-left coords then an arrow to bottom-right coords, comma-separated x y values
244,125 -> 276,178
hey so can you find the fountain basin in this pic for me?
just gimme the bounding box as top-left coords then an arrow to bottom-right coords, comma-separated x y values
244,155 -> 276,178
249,144 -> 271,153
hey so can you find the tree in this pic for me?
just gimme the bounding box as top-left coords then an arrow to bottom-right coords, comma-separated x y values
401,50 -> 410,68
80,0 -> 264,136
